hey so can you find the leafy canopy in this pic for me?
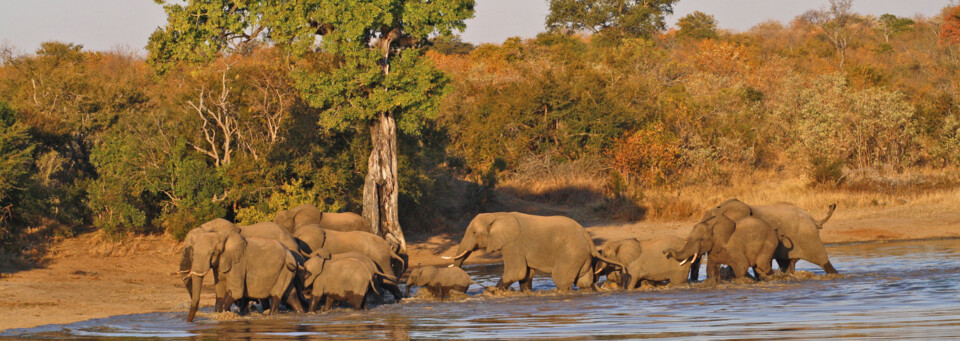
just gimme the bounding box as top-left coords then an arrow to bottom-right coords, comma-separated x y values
149,0 -> 475,134
546,0 -> 678,38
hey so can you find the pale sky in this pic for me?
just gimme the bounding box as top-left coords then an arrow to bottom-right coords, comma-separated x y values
0,0 -> 955,54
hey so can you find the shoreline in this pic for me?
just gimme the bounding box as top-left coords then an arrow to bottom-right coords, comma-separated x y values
2,207 -> 959,332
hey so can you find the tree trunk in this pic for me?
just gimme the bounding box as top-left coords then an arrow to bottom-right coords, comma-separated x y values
362,111 -> 407,254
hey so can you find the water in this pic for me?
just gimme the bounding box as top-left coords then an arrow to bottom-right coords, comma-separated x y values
4,239 -> 960,339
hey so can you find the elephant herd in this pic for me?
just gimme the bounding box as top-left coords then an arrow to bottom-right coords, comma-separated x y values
179,199 -> 839,322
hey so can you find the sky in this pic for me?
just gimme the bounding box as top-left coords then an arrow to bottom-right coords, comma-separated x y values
0,0 -> 955,54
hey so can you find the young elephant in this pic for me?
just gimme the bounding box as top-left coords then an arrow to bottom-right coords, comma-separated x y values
664,215 -> 778,281
303,256 -> 381,312
295,225 -> 406,301
405,265 -> 481,299
620,236 -> 693,289
595,238 -> 644,289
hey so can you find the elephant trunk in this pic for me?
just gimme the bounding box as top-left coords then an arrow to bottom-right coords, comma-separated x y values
186,275 -> 203,322
450,237 -> 477,268
665,238 -> 700,265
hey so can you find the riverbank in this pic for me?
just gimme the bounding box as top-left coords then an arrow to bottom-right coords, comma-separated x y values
2,203 -> 959,331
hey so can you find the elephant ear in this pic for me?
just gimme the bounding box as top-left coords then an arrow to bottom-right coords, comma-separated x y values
486,214 -> 520,253
220,232 -> 246,273
711,214 -> 737,245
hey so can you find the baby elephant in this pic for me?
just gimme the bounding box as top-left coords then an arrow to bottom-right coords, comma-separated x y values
303,256 -> 384,312
405,265 -> 481,299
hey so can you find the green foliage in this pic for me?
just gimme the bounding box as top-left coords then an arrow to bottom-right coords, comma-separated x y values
546,0 -> 678,39
235,179 -> 343,226
676,11 -> 719,40
796,75 -> 917,175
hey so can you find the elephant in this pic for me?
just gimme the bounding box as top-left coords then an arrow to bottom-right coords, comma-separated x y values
294,224 -> 405,301
274,204 -> 373,234
446,212 -> 623,292
179,219 -> 240,312
303,256 -> 382,312
184,231 -> 303,322
597,236 -> 693,289
664,215 -> 779,281
404,265 -> 482,299
239,221 -> 302,255
702,199 -> 838,274
180,218 -> 308,312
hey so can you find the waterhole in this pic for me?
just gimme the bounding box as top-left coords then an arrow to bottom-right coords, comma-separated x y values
4,239 -> 960,339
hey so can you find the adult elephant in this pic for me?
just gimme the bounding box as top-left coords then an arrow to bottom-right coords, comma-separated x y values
184,232 -> 303,322
446,212 -> 622,292
703,199 -> 838,274
664,215 -> 779,281
180,219 -> 305,311
294,224 -> 405,301
596,236 -> 693,289
274,204 -> 373,234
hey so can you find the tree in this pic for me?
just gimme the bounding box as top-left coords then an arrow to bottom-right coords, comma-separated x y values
802,0 -> 854,69
676,11 -> 718,41
546,0 -> 678,39
149,0 -> 475,253
941,5 -> 960,45
876,14 -> 914,43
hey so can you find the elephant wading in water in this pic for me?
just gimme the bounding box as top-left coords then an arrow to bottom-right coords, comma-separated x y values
664,215 -> 779,281
703,199 -> 838,274
405,265 -> 482,299
596,236 -> 694,289
446,212 -> 623,292
184,231 -> 303,322
295,224 -> 406,301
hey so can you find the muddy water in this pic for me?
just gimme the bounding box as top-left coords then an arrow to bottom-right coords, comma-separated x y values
5,239 -> 960,339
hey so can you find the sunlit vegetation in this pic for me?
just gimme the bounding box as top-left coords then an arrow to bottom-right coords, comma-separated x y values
1,2 -> 958,258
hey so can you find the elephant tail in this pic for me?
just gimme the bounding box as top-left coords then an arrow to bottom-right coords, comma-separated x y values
390,250 -> 406,269
374,269 -> 397,282
816,203 -> 837,229
369,278 -> 381,295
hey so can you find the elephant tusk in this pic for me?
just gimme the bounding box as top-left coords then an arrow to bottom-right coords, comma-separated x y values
690,252 -> 699,265
448,250 -> 470,260
447,264 -> 455,268
680,257 -> 691,266
441,256 -> 453,260
178,269 -> 191,274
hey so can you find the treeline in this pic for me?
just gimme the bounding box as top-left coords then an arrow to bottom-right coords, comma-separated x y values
1,3 -> 959,255
434,6 -> 960,190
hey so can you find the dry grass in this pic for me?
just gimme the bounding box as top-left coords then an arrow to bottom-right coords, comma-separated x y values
495,161 -> 960,223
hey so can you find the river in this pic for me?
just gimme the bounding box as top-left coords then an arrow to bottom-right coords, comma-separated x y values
4,238 -> 960,339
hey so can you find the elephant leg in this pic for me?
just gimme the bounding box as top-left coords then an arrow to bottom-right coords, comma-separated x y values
705,259 -> 721,283
627,275 -> 640,290
384,282 -> 404,302
497,248 -> 527,290
268,296 -> 281,315
576,271 -> 595,291
440,287 -> 451,300
551,266 -> 576,292
821,261 -> 839,274
322,297 -> 335,312
285,287 -> 305,314
220,293 -> 237,314
309,296 -> 320,313
787,259 -> 798,273
350,294 -> 364,310
689,256 -> 702,282
518,268 -> 534,292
